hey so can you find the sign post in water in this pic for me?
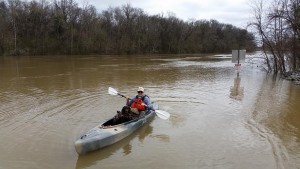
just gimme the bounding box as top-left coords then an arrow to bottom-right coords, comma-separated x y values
232,49 -> 246,70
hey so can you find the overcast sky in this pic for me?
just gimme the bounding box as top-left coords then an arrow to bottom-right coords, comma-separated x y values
83,0 -> 252,28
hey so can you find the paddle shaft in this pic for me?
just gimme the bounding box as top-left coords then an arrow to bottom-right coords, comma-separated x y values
117,93 -> 126,98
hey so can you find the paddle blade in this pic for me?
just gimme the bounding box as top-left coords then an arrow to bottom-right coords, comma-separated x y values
108,87 -> 118,95
154,110 -> 170,120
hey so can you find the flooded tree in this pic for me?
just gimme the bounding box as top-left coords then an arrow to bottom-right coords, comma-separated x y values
0,1 -> 8,55
250,0 -> 300,74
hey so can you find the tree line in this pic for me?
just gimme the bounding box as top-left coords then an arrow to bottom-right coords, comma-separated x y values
0,0 -> 256,56
250,0 -> 300,74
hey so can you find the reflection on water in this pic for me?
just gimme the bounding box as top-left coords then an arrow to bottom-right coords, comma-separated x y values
230,72 -> 244,100
150,134 -> 170,142
122,143 -> 132,155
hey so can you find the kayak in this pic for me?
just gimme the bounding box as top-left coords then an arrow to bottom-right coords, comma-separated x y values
74,108 -> 156,155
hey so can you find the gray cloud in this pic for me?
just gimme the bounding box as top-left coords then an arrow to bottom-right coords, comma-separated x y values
83,0 -> 250,28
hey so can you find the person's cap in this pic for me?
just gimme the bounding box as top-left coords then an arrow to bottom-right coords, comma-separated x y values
137,87 -> 144,92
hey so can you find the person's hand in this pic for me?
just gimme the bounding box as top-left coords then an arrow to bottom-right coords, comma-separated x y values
141,103 -> 147,107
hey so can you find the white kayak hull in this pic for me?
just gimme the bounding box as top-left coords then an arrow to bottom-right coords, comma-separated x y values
75,110 -> 155,155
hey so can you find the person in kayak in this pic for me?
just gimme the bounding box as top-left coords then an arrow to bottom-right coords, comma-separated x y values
113,87 -> 153,124
126,87 -> 153,111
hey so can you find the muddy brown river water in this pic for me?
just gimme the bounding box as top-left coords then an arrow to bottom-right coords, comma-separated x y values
0,54 -> 299,169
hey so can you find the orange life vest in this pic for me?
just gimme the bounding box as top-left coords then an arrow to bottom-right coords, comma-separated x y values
130,95 -> 147,111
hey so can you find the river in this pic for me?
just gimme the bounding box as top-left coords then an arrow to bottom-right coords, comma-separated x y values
0,54 -> 299,169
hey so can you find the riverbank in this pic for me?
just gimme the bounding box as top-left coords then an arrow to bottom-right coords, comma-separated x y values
283,70 -> 300,85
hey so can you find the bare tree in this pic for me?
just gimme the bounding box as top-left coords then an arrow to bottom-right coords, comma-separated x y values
250,0 -> 300,73
0,0 -> 256,56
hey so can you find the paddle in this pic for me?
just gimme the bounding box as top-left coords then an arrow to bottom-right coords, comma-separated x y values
108,87 -> 170,120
